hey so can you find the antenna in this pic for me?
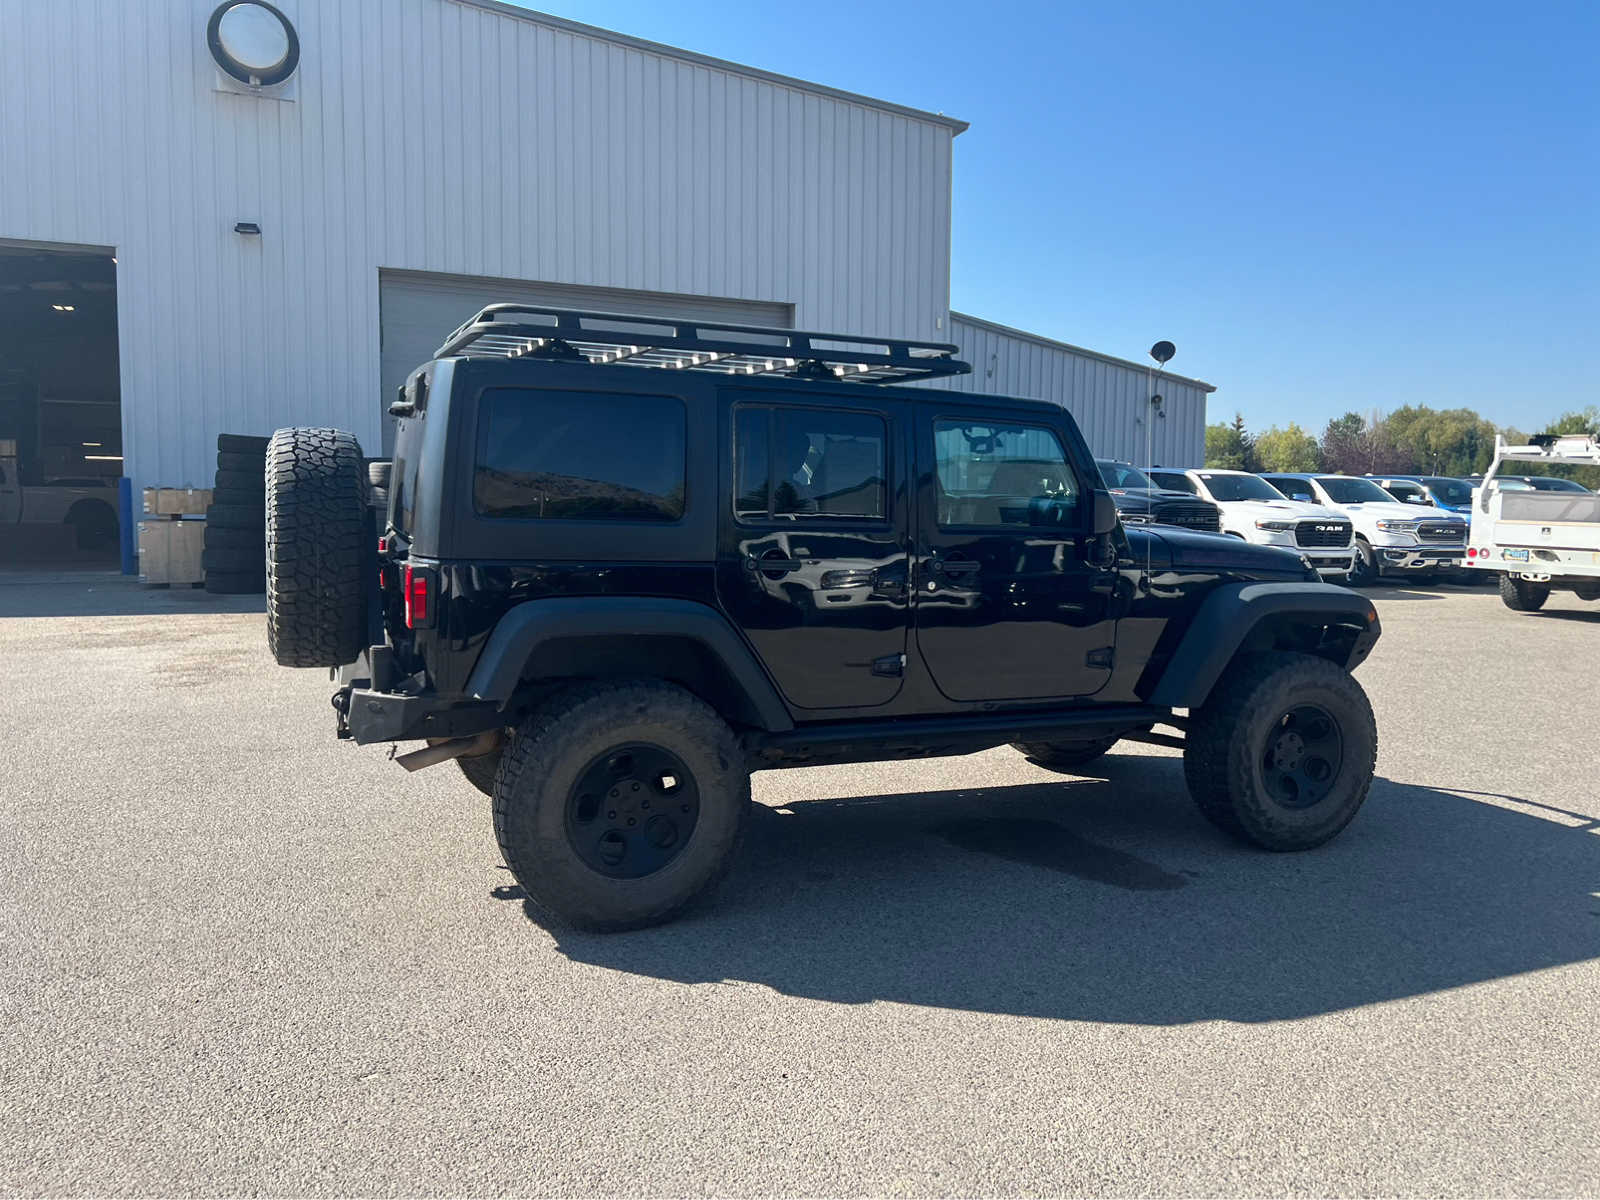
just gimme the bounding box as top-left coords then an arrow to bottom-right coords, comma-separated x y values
1143,340 -> 1175,584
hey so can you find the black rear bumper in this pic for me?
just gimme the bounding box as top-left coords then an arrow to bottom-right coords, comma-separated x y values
333,650 -> 502,744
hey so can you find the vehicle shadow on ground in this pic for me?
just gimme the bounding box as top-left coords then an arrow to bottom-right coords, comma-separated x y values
522,756 -> 1600,1025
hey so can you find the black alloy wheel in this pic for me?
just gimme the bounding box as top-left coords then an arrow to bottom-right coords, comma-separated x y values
565,743 -> 701,879
1261,704 -> 1345,810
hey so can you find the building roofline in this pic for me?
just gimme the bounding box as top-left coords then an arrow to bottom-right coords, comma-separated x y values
450,0 -> 970,134
950,310 -> 1217,392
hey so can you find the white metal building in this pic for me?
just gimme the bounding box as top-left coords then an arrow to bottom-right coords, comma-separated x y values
0,0 -> 1210,518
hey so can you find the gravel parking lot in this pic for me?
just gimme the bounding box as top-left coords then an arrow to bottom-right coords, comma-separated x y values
2,573 -> 1597,1197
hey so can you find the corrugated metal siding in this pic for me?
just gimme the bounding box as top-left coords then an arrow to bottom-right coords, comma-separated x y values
0,0 -> 956,489
940,314 -> 1212,468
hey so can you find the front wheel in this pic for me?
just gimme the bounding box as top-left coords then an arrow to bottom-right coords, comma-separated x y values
1499,573 -> 1549,612
1183,652 -> 1377,851
493,681 -> 750,931
1348,537 -> 1378,587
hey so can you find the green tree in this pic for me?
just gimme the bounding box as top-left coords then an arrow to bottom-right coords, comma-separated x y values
1205,413 -> 1262,471
1254,423 -> 1323,472
1320,412 -> 1369,475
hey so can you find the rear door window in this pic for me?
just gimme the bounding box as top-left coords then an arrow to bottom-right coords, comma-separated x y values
733,406 -> 886,521
474,388 -> 686,521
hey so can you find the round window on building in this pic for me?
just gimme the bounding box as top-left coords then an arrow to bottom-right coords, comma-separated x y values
207,1 -> 300,86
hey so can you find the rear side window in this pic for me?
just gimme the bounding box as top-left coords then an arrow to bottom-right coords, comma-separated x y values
474,388 -> 686,521
733,406 -> 886,520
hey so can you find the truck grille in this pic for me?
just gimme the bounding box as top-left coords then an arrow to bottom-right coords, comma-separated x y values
1153,501 -> 1221,532
1295,520 -> 1352,548
1417,521 -> 1466,543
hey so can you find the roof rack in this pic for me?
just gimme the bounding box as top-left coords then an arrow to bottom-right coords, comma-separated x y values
435,305 -> 971,384
1492,431 -> 1600,466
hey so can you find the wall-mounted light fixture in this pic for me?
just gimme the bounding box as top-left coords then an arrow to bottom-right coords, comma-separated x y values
234,222 -> 262,236
51,303 -> 76,313
207,2 -> 300,87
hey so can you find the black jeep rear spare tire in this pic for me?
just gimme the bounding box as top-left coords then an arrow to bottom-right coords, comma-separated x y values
493,680 -> 750,931
265,427 -> 369,668
1183,651 -> 1377,851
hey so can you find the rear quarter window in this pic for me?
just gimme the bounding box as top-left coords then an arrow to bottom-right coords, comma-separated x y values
474,388 -> 687,522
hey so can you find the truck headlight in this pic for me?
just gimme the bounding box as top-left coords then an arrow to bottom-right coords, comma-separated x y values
1376,520 -> 1419,532
1254,520 -> 1295,532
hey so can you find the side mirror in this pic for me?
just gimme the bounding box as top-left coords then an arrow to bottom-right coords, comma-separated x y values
1092,490 -> 1119,535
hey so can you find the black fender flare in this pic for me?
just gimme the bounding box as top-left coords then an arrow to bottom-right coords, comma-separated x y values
464,596 -> 794,732
1147,582 -> 1380,710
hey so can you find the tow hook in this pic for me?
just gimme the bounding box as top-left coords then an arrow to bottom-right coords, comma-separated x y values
394,729 -> 503,773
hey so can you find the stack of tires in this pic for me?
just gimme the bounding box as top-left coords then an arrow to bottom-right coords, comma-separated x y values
204,433 -> 269,594
367,460 -> 391,513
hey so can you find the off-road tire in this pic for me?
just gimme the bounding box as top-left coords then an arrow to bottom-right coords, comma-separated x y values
217,433 -> 271,455
1499,573 -> 1549,612
216,450 -> 266,473
1013,735 -> 1121,772
204,569 -> 265,595
367,461 -> 392,490
458,748 -> 503,797
493,681 -> 750,932
265,427 -> 368,668
1183,651 -> 1377,851
1349,537 -> 1378,587
204,503 -> 264,530
214,468 -> 265,492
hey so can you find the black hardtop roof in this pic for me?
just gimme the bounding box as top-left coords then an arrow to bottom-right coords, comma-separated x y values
437,304 -> 973,385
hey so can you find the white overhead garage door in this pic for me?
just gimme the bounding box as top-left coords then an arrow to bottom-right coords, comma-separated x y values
378,270 -> 793,452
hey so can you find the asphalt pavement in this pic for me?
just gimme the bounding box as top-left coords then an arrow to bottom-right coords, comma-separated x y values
2,572 -> 1597,1196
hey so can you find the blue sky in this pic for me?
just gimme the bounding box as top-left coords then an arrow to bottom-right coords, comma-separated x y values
519,0 -> 1598,436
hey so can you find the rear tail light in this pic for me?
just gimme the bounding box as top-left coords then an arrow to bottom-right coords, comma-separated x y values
404,564 -> 435,629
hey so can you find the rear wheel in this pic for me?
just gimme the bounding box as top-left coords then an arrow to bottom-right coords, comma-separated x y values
1183,652 -> 1377,851
67,500 -> 118,550
265,427 -> 369,667
457,747 -> 503,797
493,681 -> 749,931
1499,573 -> 1549,612
1013,736 -> 1120,772
1572,582 -> 1600,602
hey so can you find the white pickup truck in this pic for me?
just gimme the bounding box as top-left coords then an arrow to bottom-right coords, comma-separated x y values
1148,467 -> 1356,581
1259,472 -> 1468,586
0,438 -> 120,549
1459,433 -> 1600,611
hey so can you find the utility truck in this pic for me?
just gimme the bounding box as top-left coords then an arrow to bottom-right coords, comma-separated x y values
0,438 -> 120,549
1460,433 -> 1600,611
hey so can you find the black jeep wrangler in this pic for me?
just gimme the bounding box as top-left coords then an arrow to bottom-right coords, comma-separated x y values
265,306 -> 1381,931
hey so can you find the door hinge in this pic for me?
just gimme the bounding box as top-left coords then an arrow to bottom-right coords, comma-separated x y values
871,653 -> 906,678
1086,647 -> 1115,670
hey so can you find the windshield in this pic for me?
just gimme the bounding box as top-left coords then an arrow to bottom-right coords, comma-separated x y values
1199,472 -> 1284,502
1097,461 -> 1155,490
1316,476 -> 1395,504
1422,477 -> 1473,506
1384,481 -> 1432,505
1525,476 -> 1590,492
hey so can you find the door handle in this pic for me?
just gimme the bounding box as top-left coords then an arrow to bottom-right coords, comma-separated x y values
937,559 -> 980,576
747,552 -> 802,577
